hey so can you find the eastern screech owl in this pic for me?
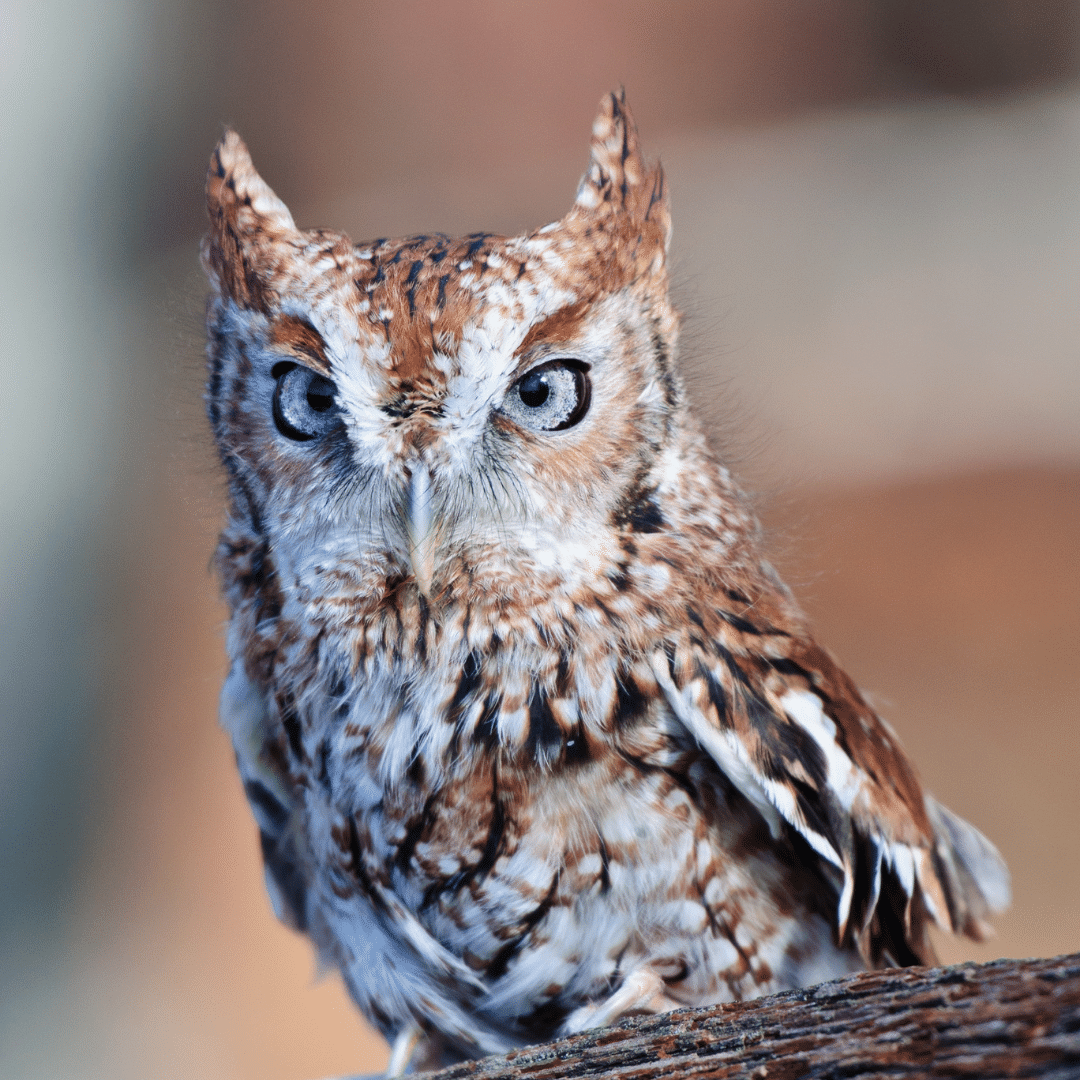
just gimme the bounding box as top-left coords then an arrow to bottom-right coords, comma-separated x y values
203,92 -> 1009,1072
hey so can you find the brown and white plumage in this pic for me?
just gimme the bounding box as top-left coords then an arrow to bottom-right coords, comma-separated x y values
203,91 -> 1009,1069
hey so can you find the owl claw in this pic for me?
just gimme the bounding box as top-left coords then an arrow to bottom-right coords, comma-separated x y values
385,1023 -> 423,1078
561,969 -> 681,1035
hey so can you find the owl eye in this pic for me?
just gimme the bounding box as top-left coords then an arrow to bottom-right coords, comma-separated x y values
271,362 -> 342,442
502,360 -> 591,432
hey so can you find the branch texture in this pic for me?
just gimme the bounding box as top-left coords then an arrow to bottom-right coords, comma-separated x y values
425,954 -> 1080,1080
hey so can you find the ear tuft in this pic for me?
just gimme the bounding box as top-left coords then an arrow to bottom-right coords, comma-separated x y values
203,130 -> 296,311
207,130 -> 295,232
573,90 -> 671,261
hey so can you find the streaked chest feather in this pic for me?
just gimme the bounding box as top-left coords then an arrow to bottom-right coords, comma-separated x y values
247,616 -> 857,1041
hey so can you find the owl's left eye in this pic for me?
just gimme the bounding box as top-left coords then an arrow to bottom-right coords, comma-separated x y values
271,362 -> 342,442
501,360 -> 591,432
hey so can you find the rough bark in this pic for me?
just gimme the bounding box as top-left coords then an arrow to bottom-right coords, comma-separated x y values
425,953 -> 1080,1080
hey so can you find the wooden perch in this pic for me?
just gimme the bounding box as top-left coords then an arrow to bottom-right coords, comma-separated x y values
420,954 -> 1080,1080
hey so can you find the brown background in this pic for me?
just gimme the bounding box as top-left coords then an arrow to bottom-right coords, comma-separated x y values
2,3 -> 1078,1078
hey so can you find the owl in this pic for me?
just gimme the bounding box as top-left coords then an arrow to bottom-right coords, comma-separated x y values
203,91 -> 1009,1073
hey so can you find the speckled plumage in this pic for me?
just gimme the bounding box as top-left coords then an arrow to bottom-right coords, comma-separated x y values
203,92 -> 1009,1070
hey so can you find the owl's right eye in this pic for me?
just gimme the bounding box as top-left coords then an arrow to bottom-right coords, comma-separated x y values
271,362 -> 342,442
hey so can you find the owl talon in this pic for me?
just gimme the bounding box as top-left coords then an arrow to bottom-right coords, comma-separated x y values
562,969 -> 680,1035
385,1023 -> 423,1077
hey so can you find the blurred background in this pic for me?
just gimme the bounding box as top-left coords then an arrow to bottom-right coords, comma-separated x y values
2,2 -> 1078,1077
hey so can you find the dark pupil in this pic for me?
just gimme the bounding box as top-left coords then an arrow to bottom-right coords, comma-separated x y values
306,376 -> 335,412
519,372 -> 550,408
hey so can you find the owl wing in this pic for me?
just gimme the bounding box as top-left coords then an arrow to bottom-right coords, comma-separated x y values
220,662 -> 313,933
649,599 -> 1009,964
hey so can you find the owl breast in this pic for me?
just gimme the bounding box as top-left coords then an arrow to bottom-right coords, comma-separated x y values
257,619 -> 860,1053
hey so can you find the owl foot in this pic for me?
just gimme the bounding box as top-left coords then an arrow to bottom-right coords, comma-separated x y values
561,969 -> 681,1035
385,1023 -> 423,1077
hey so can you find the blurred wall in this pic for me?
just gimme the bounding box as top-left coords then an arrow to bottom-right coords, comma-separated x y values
1,0 -> 150,996
2,3 -> 1078,1079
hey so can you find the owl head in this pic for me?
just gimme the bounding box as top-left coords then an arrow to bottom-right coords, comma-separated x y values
204,92 -> 689,618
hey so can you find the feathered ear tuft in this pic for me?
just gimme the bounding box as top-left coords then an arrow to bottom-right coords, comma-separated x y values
572,90 -> 671,270
202,130 -> 296,312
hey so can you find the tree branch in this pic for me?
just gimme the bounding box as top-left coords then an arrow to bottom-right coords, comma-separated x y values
426,954 -> 1080,1080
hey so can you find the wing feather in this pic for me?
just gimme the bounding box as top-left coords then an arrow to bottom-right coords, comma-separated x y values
653,612 -> 1009,963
